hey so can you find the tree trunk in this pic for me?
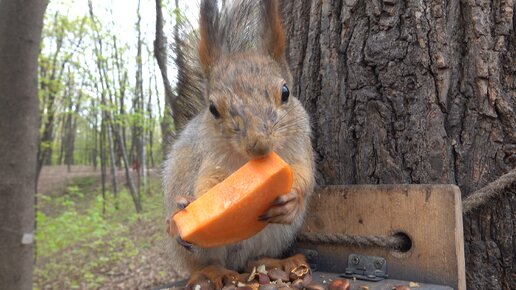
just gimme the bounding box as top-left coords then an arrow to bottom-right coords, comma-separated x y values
135,0 -> 147,198
107,115 -> 119,209
281,1 -> 515,289
112,36 -> 128,169
111,119 -> 142,212
64,91 -> 82,172
154,0 -> 177,152
100,116 -> 107,215
147,79 -> 155,169
66,97 -> 81,171
0,0 -> 46,288
92,99 -> 98,170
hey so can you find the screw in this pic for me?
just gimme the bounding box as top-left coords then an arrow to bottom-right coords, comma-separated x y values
374,259 -> 384,269
352,256 -> 360,265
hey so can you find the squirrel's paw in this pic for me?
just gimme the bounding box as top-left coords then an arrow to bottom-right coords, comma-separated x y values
166,195 -> 197,236
186,265 -> 240,290
258,190 -> 300,224
176,236 -> 198,253
176,195 -> 196,210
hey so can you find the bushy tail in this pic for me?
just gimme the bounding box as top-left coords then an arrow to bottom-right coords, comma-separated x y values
173,0 -> 265,126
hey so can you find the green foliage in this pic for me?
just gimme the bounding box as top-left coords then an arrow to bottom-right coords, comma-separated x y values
35,176 -> 164,289
38,6 -> 167,169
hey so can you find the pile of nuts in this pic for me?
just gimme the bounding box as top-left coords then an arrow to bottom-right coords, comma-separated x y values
219,264 -> 350,290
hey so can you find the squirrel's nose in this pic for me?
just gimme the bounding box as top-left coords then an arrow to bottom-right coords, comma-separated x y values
247,137 -> 272,158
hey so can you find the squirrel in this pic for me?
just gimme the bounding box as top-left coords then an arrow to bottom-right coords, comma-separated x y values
163,0 -> 315,288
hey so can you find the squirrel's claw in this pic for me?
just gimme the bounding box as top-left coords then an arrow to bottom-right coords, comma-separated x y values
261,190 -> 300,224
176,195 -> 196,210
176,236 -> 197,252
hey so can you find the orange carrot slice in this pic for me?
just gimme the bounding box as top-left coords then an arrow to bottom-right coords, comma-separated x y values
172,152 -> 293,248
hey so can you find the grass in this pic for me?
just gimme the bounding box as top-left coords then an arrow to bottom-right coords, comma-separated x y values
34,175 -> 168,290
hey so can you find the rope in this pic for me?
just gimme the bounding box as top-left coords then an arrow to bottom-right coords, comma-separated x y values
298,168 -> 516,248
297,232 -> 407,250
462,167 -> 516,213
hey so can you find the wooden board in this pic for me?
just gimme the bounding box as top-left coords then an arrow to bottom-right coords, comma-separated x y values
297,185 -> 466,290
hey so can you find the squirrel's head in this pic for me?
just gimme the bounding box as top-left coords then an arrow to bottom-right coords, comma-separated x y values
198,0 -> 305,159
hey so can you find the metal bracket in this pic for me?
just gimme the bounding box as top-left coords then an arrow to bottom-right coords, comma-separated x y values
341,253 -> 388,282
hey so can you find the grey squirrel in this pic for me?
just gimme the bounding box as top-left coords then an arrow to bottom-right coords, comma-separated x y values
163,0 -> 315,288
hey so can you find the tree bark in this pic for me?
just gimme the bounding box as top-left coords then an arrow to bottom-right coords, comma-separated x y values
100,115 -> 107,214
111,118 -> 142,212
281,1 -> 515,289
112,36 -> 128,169
65,92 -> 82,171
92,99 -> 98,170
0,0 -> 46,288
154,0 -> 176,151
135,0 -> 148,198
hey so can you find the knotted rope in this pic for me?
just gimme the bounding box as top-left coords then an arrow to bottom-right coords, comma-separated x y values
298,167 -> 516,248
462,168 -> 516,213
297,232 -> 408,250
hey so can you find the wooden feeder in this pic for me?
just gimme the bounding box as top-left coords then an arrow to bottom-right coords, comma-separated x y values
165,184 -> 466,290
295,184 -> 466,290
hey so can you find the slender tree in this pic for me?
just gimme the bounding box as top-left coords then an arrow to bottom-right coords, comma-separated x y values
154,0 -> 176,150
37,15 -> 86,181
135,0 -> 148,198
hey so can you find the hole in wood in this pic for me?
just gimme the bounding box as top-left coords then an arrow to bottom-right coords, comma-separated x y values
393,232 -> 412,253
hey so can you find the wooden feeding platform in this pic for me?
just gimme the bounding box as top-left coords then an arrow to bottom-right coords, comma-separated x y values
296,184 -> 465,290
162,184 -> 466,290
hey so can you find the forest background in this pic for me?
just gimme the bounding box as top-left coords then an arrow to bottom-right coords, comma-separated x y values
0,0 -> 514,289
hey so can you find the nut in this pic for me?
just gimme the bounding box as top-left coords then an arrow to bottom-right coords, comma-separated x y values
302,273 -> 313,287
291,279 -> 304,289
268,269 -> 290,282
328,279 -> 350,290
290,264 -> 310,280
305,282 -> 327,290
259,273 -> 271,285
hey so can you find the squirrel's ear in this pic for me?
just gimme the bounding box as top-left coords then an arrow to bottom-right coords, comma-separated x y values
199,0 -> 221,75
261,0 -> 286,61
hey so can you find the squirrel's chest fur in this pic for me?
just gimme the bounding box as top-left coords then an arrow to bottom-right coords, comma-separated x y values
163,112 -> 307,271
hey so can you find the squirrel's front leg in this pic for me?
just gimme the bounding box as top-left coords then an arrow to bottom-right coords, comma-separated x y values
172,160 -> 230,251
260,159 -> 314,224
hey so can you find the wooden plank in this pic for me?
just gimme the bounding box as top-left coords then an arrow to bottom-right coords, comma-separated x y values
297,185 -> 466,290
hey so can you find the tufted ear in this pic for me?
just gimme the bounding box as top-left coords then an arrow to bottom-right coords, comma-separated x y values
198,0 -> 221,75
261,0 -> 286,62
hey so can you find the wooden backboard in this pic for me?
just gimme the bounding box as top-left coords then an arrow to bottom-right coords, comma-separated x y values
297,184 -> 466,290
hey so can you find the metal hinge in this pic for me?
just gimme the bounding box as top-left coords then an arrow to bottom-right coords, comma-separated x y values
341,253 -> 388,282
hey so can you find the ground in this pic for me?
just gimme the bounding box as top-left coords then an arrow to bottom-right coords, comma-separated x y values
34,165 -> 182,290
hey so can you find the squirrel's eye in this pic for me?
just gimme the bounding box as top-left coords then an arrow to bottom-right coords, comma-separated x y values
281,84 -> 289,104
209,101 -> 221,119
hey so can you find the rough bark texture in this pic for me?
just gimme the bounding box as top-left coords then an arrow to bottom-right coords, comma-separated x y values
0,0 -> 46,288
154,0 -> 176,150
281,0 -> 515,289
